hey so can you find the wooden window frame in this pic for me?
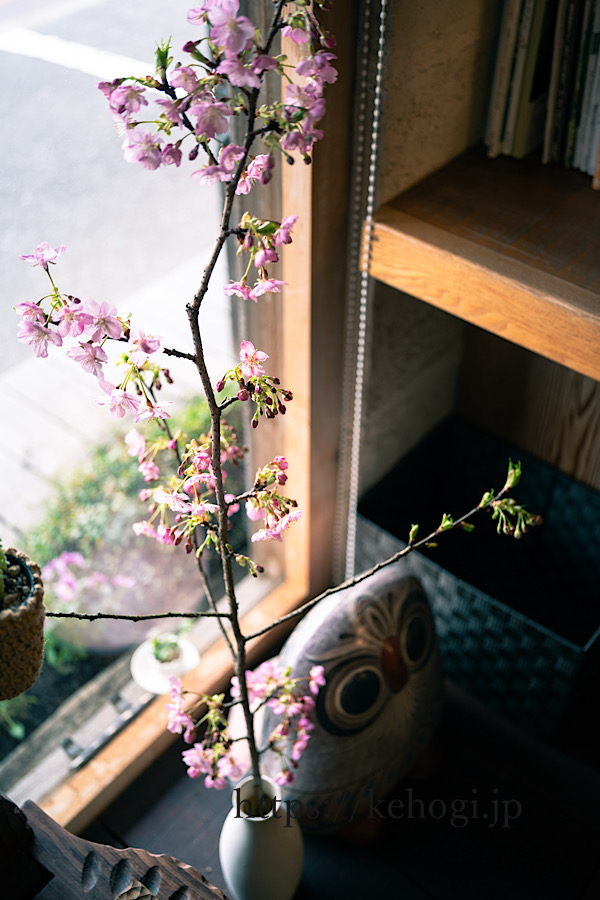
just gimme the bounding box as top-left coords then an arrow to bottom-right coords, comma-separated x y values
39,4 -> 357,834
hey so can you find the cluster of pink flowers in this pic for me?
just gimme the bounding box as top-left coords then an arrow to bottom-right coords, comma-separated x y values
97,0 -> 336,179
217,340 -> 294,429
168,660 -> 325,789
16,245 -> 172,423
16,241 -> 300,554
222,212 -> 297,302
245,457 -> 301,544
42,551 -> 136,610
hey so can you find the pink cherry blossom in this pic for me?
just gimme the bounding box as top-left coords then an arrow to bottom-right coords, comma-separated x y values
166,679 -> 196,742
156,96 -> 183,126
125,428 -> 146,459
190,97 -> 232,139
274,768 -> 295,785
216,755 -> 243,781
253,246 -> 278,269
253,54 -> 278,74
66,341 -> 108,377
17,319 -> 63,357
191,144 -> 245,185
162,144 -> 182,167
245,499 -> 266,522
182,743 -> 214,778
132,520 -> 158,538
128,328 -> 162,366
281,24 -> 309,44
309,665 -> 326,695
153,488 -> 190,512
97,388 -> 140,418
189,500 -> 219,518
223,280 -> 252,300
135,400 -> 173,422
251,508 -> 302,543
295,51 -> 338,84
216,55 -> 261,89
82,298 -> 122,341
239,340 -> 268,378
15,301 -> 45,323
194,449 -> 212,470
236,154 -> 273,195
220,143 -> 246,173
208,7 -> 254,54
274,214 -> 298,247
157,523 -> 176,545
55,303 -> 93,338
19,242 -> 66,269
291,731 -> 310,761
122,129 -> 163,170
248,278 -> 286,300
108,83 -> 148,115
170,65 -> 199,92
138,459 -> 160,482
187,0 -> 238,25
204,774 -> 228,789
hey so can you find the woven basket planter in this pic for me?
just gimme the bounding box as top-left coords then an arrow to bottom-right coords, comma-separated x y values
0,548 -> 46,701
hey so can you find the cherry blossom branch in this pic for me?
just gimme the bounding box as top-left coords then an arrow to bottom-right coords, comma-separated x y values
12,1 -> 407,795
46,609 -> 231,621
244,464 -> 541,642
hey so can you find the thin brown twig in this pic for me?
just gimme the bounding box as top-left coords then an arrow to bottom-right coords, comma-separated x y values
243,483 -> 515,642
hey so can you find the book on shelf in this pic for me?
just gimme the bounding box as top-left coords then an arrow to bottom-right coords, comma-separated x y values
592,133 -> 600,184
573,0 -> 600,169
502,0 -> 538,154
483,0 -> 600,185
563,0 -> 595,167
543,0 -> 585,163
486,0 -> 524,157
512,0 -> 560,158
543,0 -> 570,162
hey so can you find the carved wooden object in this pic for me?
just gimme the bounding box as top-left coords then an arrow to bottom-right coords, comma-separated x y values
0,792 -> 228,899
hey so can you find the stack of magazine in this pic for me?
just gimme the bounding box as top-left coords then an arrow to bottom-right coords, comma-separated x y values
485,0 -> 600,187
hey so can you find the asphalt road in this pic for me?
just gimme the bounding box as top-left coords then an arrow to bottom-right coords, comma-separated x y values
0,0 -> 223,373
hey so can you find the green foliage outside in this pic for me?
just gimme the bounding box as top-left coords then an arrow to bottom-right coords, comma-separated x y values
1,395 -> 247,739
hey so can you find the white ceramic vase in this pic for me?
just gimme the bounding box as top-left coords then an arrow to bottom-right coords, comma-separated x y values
219,775 -> 304,900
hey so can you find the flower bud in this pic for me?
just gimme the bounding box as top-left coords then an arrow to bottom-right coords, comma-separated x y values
238,389 -> 249,401
188,144 -> 199,161
504,459 -> 522,490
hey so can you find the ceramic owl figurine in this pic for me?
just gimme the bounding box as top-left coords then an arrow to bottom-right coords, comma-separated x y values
255,563 -> 443,831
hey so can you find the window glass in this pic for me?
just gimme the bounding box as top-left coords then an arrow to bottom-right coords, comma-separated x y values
0,0 -> 242,783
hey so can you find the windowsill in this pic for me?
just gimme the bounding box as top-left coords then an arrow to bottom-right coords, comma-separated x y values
20,573 -> 308,834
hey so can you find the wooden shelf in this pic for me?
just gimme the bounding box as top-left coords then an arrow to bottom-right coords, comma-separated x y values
367,148 -> 600,382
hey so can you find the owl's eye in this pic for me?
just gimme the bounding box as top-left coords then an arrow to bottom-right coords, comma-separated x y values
339,668 -> 382,715
316,659 -> 386,736
400,592 -> 434,673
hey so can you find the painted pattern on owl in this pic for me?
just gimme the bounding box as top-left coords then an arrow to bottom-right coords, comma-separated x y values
259,564 -> 442,831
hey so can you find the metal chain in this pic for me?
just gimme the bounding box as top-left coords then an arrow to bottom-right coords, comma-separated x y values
333,0 -> 389,581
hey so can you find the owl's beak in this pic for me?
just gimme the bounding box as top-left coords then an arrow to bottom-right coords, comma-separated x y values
381,635 -> 408,692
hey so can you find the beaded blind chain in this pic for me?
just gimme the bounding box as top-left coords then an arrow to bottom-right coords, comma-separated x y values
333,0 -> 389,582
